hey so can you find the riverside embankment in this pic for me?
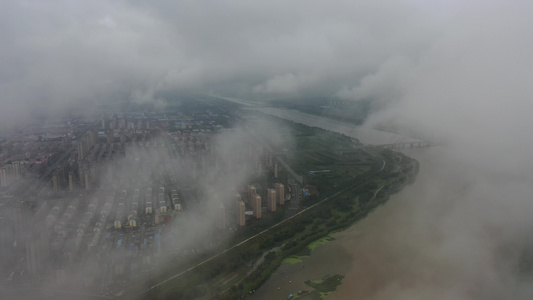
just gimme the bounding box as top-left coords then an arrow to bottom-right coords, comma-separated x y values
250,148 -> 434,300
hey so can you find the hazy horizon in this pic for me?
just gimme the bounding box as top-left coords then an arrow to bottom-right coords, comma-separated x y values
2,1 -> 533,299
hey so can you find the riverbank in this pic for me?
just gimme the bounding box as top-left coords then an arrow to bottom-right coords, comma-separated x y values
249,148 -> 430,300
138,116 -> 419,300
252,107 -> 424,146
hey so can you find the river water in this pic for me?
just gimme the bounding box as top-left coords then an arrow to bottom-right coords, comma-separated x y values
246,107 -> 533,299
252,107 -> 424,146
244,108 -> 439,299
250,148 -> 444,300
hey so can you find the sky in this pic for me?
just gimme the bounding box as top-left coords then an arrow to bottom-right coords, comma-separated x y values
3,1 -> 533,299
0,0 -> 441,125
2,1 -> 527,124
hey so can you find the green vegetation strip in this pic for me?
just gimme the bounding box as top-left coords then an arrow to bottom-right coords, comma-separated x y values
307,236 -> 335,251
140,119 -> 419,300
282,257 -> 303,264
305,274 -> 344,293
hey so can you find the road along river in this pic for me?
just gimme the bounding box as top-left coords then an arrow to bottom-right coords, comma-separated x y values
250,148 -> 450,300
210,95 -> 530,299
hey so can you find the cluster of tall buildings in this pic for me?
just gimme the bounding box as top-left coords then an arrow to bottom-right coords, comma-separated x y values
229,137 -> 289,228
0,106 -> 298,294
67,115 -> 160,193
0,161 -> 21,187
77,130 -> 97,161
100,115 -> 149,131
234,182 -> 285,227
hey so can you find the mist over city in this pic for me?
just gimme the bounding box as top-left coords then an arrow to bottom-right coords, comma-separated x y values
1,1 -> 533,299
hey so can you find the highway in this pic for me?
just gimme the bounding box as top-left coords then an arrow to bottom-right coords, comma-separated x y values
285,182 -> 301,219
136,155 -> 388,299
138,184 -> 350,298
126,93 -> 393,298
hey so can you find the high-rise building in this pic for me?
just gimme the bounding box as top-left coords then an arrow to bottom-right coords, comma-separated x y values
87,130 -> 96,149
267,188 -> 276,212
252,194 -> 262,219
0,167 -> 6,187
52,172 -> 59,191
68,172 -> 74,191
84,171 -> 90,190
78,139 -> 88,160
276,183 -> 285,205
12,161 -> 21,179
236,200 -> 246,226
248,185 -> 256,203
274,161 -> 279,178
154,211 -> 160,224
90,165 -> 96,185
5,164 -> 13,185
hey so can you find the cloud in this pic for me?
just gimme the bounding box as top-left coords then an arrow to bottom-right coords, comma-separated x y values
97,16 -> 116,28
130,87 -> 166,108
4,1 -> 533,298
332,2 -> 533,299
0,0 -> 436,125
366,1 -> 533,170
337,55 -> 416,103
253,72 -> 319,95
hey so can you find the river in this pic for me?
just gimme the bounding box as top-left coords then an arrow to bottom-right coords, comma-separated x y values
251,107 -> 424,146
204,93 -> 424,145
215,96 -> 530,299
244,108 -> 437,299
250,148 -> 443,300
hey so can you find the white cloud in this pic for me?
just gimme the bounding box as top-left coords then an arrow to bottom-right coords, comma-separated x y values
337,55 -> 416,103
0,0 -> 436,124
97,16 -> 116,28
253,72 -> 319,95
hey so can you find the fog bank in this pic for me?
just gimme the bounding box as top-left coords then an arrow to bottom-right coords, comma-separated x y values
336,2 -> 533,299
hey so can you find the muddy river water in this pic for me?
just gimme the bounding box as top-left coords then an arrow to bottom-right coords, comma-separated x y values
250,149 -> 441,300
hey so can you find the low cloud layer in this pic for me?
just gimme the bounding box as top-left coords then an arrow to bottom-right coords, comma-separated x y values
334,2 -> 533,299
366,1 -> 533,170
0,0 -> 436,125
3,1 -> 533,299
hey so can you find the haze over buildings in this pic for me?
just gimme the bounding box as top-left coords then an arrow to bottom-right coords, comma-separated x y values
1,1 -> 533,299
0,107 -> 293,298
